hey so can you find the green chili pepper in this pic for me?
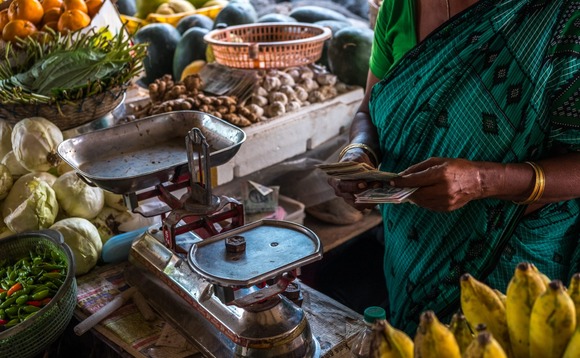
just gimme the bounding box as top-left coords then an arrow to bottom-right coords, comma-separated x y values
22,305 -> 40,314
4,306 -> 19,317
0,308 -> 5,320
0,297 -> 17,309
41,272 -> 64,280
32,285 -> 49,294
5,318 -> 19,328
15,295 -> 28,306
31,289 -> 49,301
23,311 -> 37,321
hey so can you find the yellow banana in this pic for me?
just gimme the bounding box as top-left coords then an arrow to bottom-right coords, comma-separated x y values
568,272 -> 580,325
372,319 -> 414,358
563,326 -> 580,358
449,312 -> 474,355
529,280 -> 576,358
460,273 -> 511,355
505,262 -> 547,358
493,289 -> 507,308
413,310 -> 461,358
463,330 -> 508,358
530,263 -> 551,286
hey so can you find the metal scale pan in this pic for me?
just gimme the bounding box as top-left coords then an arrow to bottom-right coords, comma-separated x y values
57,110 -> 246,194
189,219 -> 322,288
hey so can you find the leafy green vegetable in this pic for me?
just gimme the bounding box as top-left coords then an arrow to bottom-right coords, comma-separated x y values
0,27 -> 147,105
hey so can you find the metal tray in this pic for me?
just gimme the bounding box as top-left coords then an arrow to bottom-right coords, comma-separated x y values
57,111 -> 246,194
187,219 -> 322,287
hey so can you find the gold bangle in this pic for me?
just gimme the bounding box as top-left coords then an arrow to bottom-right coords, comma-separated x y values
338,143 -> 379,166
513,161 -> 545,205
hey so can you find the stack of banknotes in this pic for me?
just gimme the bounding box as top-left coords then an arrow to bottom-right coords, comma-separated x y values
317,161 -> 417,204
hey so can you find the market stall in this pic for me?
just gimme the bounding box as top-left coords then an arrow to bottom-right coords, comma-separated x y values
0,0 -> 380,356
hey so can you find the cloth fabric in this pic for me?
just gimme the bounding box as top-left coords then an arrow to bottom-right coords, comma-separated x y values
369,0 -> 417,79
369,0 -> 580,335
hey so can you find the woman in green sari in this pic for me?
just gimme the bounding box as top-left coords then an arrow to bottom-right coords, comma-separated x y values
330,0 -> 580,334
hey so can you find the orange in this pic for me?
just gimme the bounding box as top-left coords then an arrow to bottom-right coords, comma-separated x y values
0,10 -> 9,33
8,0 -> 44,25
2,19 -> 38,42
84,0 -> 103,18
40,0 -> 63,12
41,7 -> 62,24
62,0 -> 88,14
57,9 -> 89,32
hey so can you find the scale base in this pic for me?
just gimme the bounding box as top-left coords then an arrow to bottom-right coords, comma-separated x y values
126,229 -> 321,358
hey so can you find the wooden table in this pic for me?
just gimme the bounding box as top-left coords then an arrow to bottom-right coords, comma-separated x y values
305,210 -> 382,253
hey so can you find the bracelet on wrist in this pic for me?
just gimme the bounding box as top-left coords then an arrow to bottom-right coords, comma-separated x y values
512,161 -> 545,205
338,143 -> 379,167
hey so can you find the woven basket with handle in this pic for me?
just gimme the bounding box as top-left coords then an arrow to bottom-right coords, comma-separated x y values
0,87 -> 125,131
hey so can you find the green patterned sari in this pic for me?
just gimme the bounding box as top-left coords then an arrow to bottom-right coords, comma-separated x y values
369,0 -> 580,334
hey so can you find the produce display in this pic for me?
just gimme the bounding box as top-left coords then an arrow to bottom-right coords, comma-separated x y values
127,64 -> 356,127
118,0 -> 227,34
0,116 -> 153,276
0,0 -> 105,43
0,26 -> 146,125
128,0 -> 371,93
0,247 -> 67,331
367,262 -> 580,358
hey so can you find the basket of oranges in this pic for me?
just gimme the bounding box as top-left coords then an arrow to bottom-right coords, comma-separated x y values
0,21 -> 146,130
0,0 -> 105,44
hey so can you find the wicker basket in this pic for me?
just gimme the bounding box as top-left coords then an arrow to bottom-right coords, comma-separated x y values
0,230 -> 77,358
0,87 -> 126,131
204,22 -> 332,69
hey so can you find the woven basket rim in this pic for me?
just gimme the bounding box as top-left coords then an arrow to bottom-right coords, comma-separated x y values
0,87 -> 126,131
204,22 -> 332,48
0,230 -> 76,340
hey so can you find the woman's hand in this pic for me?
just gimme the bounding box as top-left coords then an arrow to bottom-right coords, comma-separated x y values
389,157 -> 485,212
327,147 -> 381,211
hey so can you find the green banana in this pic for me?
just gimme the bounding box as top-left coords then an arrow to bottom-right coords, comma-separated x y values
460,273 -> 512,356
449,312 -> 474,355
413,310 -> 461,358
568,272 -> 580,325
463,330 -> 508,358
529,280 -> 576,358
563,326 -> 580,358
372,319 -> 414,358
505,262 -> 547,358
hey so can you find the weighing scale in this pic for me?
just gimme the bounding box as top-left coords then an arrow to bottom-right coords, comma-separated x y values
58,111 -> 323,357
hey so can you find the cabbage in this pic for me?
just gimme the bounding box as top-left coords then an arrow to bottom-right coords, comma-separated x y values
1,151 -> 29,177
0,120 -> 12,160
0,164 -> 13,200
2,172 -> 58,219
50,217 -> 102,276
91,207 -> 132,244
11,117 -> 63,172
103,190 -> 128,211
52,171 -> 105,219
3,179 -> 59,233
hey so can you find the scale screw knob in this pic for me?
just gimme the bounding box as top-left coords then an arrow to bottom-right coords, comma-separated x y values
225,235 -> 246,253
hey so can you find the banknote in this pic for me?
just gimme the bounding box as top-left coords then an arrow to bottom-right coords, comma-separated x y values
355,186 -> 418,204
316,161 -> 398,181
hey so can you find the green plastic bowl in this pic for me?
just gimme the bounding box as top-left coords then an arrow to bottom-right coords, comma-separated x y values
0,230 -> 77,358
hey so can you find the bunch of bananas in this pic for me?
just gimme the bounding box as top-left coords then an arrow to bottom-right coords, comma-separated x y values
368,262 -> 580,357
460,262 -> 580,358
